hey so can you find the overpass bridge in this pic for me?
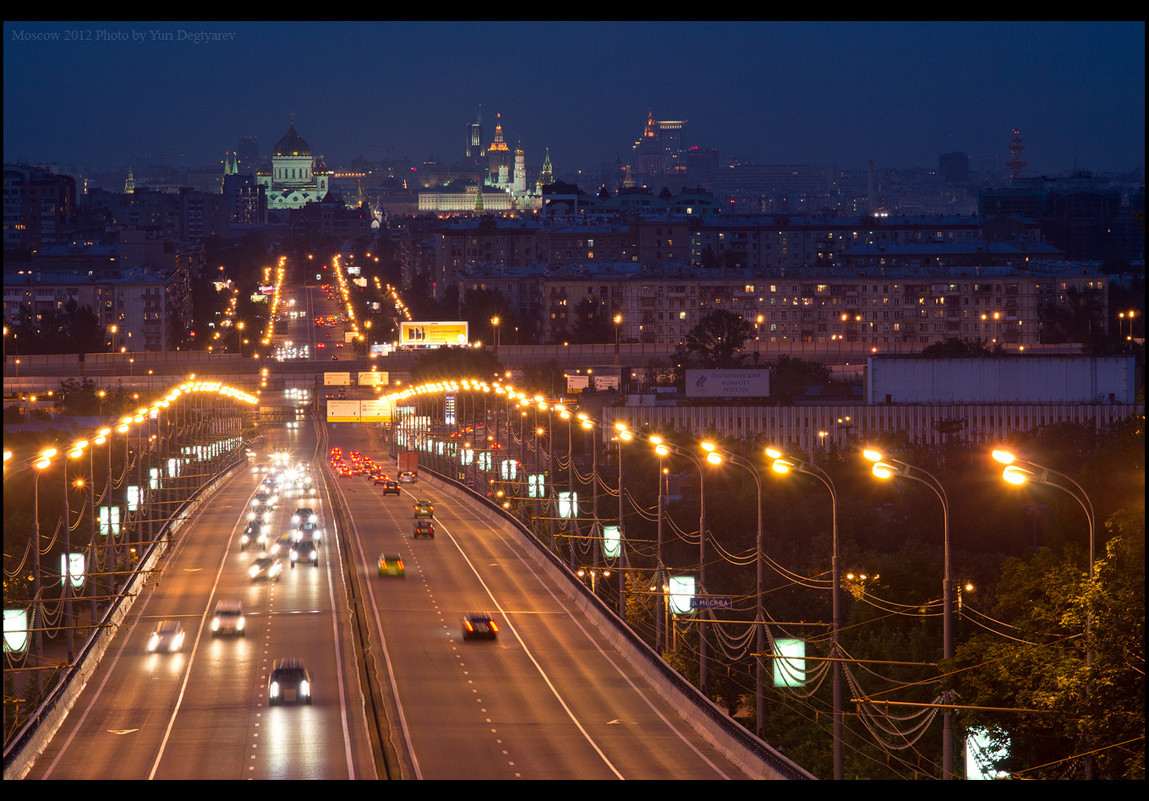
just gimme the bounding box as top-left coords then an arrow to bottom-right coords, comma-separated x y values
4,338 -> 899,398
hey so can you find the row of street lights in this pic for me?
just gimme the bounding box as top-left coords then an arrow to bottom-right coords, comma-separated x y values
5,379 -> 257,709
383,379 -> 1100,780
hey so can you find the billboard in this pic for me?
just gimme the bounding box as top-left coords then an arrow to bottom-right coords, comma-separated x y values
866,355 -> 1137,404
400,321 -> 469,348
325,400 -> 360,422
566,374 -> 590,392
359,398 -> 392,423
358,371 -> 388,386
686,369 -> 770,398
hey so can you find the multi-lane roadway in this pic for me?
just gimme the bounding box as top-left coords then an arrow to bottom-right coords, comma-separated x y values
24,416 -> 800,780
21,276 -> 808,780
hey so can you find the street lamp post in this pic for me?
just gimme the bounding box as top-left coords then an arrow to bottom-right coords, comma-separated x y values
614,423 -> 632,619
613,314 -> 622,367
31,449 -> 56,692
992,446 -> 1096,779
864,447 -> 954,780
705,446 -> 766,737
651,435 -> 715,689
767,447 -> 843,780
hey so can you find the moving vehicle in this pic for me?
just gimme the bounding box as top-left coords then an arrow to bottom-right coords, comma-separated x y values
240,520 -> 269,551
413,499 -> 433,518
211,600 -> 246,637
413,519 -> 435,539
398,452 -> 418,482
379,479 -> 400,496
268,658 -> 312,705
147,620 -> 186,653
462,613 -> 498,641
249,555 -> 283,582
290,540 -> 319,567
291,507 -> 317,527
294,520 -> 323,546
378,553 -> 405,577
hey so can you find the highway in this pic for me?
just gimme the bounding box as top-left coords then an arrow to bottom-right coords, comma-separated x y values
330,423 -> 769,780
25,422 -> 373,779
23,416 -> 793,780
17,271 -> 808,781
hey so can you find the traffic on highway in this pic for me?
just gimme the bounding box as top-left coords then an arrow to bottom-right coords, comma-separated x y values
15,278 -> 806,781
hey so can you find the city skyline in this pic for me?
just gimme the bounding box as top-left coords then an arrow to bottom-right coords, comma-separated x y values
3,20 -> 1145,177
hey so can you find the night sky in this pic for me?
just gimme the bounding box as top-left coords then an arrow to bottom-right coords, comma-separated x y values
3,20 -> 1144,176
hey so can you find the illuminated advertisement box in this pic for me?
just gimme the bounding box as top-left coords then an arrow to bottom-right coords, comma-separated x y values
773,638 -> 806,687
400,321 -> 469,347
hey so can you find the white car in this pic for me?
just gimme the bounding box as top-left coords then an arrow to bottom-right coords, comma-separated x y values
147,620 -> 186,653
211,600 -> 246,637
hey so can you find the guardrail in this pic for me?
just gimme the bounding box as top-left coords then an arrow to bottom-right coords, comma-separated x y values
419,465 -> 816,780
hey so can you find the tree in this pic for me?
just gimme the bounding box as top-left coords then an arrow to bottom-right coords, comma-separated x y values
920,337 -> 1004,357
568,296 -> 609,344
408,346 -> 501,384
457,287 -> 515,347
681,310 -> 754,368
945,503 -> 1145,779
769,354 -> 831,404
10,299 -> 105,355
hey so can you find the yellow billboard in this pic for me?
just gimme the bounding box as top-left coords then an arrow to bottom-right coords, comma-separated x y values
400,321 -> 469,348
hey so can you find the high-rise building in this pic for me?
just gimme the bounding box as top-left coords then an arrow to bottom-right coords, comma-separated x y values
237,136 -> 260,175
3,164 -> 77,255
466,107 -> 485,165
487,113 -> 511,188
658,117 -> 688,174
939,152 -> 971,184
635,107 -> 664,176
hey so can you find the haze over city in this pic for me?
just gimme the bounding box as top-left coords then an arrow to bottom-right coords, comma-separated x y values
4,20 -> 1145,177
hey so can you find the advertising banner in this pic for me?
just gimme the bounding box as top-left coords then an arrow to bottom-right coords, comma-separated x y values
326,400 -> 360,422
685,369 -> 770,398
400,321 -> 469,347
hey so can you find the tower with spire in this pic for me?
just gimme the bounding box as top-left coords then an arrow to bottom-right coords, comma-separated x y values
487,113 -> 511,188
538,148 -> 554,190
1007,128 -> 1028,184
635,106 -> 664,176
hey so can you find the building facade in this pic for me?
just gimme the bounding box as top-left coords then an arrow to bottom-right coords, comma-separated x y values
256,123 -> 330,210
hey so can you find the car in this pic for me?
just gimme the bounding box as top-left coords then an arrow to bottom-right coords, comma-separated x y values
462,613 -> 498,641
378,553 -> 405,577
270,533 -> 295,556
398,470 -> 417,484
249,555 -> 283,582
413,519 -> 435,539
291,508 -> 317,528
290,540 -> 319,567
211,600 -> 246,637
248,503 -> 272,524
268,658 -> 312,706
147,620 -> 186,653
240,520 -> 272,551
380,479 -> 400,496
413,499 -> 434,518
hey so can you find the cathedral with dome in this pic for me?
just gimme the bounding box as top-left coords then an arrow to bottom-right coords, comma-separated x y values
256,121 -> 331,209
